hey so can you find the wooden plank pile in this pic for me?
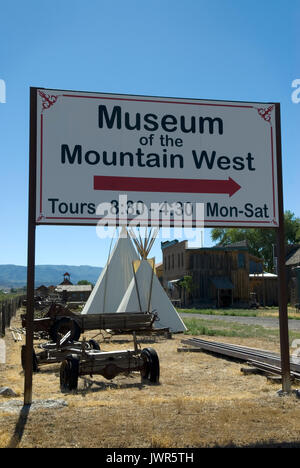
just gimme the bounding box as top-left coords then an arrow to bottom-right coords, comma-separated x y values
179,338 -> 300,381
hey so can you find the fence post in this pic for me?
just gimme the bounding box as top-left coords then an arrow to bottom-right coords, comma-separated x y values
0,295 -> 25,337
7,301 -> 11,329
0,303 -> 2,336
1,302 -> 6,337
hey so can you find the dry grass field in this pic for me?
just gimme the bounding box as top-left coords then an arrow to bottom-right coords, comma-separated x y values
1,309 -> 300,448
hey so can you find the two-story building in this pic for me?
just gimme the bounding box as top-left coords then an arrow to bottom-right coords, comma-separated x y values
161,239 -> 263,307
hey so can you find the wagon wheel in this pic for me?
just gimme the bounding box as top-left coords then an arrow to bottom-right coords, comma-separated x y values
49,317 -> 81,343
88,339 -> 100,350
60,356 -> 79,392
21,345 -> 39,373
141,347 -> 160,383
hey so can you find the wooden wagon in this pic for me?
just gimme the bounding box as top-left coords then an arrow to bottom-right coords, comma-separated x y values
20,327 -> 101,371
59,339 -> 160,392
21,302 -> 160,342
21,329 -> 160,391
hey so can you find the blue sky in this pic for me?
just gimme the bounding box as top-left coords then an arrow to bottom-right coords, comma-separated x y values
0,0 -> 299,268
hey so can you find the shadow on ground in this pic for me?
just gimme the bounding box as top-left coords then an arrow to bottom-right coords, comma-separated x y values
7,404 -> 31,448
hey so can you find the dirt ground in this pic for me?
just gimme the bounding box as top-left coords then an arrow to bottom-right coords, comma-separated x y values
1,309 -> 300,448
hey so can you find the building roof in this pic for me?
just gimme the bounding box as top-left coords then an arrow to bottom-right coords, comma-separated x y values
187,240 -> 250,252
249,272 -> 278,278
56,285 -> 92,292
218,240 -> 249,249
286,246 -> 300,267
60,280 -> 73,285
161,240 -> 179,250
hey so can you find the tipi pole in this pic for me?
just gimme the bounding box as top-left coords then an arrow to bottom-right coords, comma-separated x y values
147,260 -> 155,315
132,261 -> 143,313
102,227 -> 118,313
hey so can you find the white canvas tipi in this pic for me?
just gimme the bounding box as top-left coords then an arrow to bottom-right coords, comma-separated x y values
116,259 -> 187,333
81,227 -> 139,315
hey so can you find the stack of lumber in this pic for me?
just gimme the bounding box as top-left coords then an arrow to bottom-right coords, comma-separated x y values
180,338 -> 300,380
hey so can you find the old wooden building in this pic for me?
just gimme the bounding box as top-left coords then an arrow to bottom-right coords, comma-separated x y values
161,239 -> 263,307
56,273 -> 92,302
35,285 -> 49,298
249,272 -> 278,306
286,245 -> 300,305
55,284 -> 92,303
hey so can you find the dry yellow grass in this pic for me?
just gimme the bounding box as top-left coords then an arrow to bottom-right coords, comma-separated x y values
1,309 -> 300,448
258,306 -> 300,319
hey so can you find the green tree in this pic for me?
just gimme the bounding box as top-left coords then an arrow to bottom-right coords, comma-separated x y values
179,275 -> 195,306
211,210 -> 300,271
77,280 -> 93,285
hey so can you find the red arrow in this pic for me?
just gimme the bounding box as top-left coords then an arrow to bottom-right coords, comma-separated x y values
94,175 -> 241,197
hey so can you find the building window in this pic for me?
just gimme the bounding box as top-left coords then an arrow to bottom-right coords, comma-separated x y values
238,253 -> 245,268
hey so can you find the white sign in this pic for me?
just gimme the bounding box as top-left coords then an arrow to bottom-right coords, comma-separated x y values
34,88 -> 279,227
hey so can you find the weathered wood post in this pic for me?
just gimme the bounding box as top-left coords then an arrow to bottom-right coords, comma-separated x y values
24,87 -> 37,405
275,103 -> 291,394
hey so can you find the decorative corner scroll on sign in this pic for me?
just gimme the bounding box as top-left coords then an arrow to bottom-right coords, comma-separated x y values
37,213 -> 45,222
38,90 -> 60,112
255,105 -> 274,124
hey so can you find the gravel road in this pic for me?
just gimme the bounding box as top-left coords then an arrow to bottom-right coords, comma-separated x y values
179,312 -> 300,331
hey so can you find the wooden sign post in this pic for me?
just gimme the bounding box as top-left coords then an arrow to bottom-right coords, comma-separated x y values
275,103 -> 291,393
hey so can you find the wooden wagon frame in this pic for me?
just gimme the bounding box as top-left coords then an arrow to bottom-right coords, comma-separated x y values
21,302 -> 169,343
21,302 -> 163,391
21,329 -> 160,391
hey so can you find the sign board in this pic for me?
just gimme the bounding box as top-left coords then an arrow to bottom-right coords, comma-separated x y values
25,88 -> 291,404
33,88 -> 279,227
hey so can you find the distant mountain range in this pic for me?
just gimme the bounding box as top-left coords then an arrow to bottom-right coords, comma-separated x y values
0,264 -> 103,288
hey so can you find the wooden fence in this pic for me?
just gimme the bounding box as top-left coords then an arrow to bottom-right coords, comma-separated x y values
0,295 -> 26,337
249,277 -> 278,306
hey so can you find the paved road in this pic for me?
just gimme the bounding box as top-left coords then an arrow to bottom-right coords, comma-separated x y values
179,312 -> 300,331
